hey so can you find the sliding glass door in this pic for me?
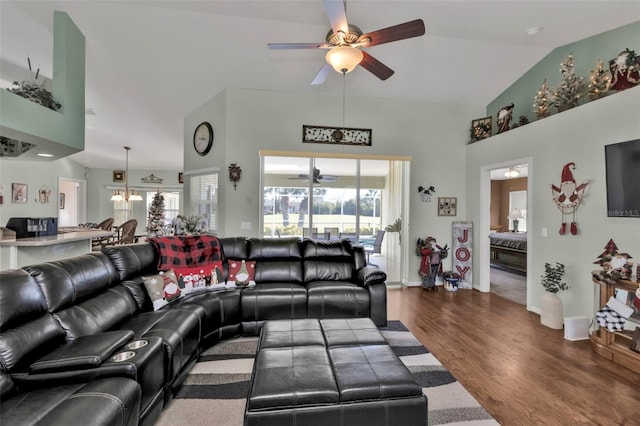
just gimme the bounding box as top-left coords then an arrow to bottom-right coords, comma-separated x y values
261,153 -> 406,283
262,156 -> 382,242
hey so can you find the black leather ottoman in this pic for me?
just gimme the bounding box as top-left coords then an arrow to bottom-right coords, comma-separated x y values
244,318 -> 427,426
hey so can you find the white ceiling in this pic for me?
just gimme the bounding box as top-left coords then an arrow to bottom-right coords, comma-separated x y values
1,1 -> 639,171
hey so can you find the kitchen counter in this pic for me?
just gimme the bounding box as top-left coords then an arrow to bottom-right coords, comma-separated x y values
0,230 -> 113,270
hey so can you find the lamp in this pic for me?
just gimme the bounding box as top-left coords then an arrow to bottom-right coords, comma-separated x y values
111,146 -> 142,202
325,45 -> 363,74
508,208 -> 524,232
504,167 -> 520,178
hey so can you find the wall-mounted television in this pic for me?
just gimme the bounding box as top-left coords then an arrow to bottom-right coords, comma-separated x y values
605,139 -> 640,218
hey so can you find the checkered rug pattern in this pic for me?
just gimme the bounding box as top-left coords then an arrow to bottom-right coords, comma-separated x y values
156,321 -> 498,425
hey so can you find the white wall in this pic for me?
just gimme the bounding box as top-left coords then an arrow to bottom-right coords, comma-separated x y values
185,88 -> 481,284
466,86 -> 640,318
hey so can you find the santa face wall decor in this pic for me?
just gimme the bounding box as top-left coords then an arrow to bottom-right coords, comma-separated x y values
550,162 -> 589,235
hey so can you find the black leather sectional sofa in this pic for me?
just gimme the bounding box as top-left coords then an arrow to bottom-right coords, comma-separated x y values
0,237 -> 387,426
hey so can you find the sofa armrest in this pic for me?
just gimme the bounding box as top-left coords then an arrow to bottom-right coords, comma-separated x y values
29,330 -> 134,374
357,266 -> 387,286
367,282 -> 387,327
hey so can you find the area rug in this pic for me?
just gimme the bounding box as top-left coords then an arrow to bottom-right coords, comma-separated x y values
156,321 -> 498,425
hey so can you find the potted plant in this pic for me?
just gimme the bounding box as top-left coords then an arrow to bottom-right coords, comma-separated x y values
384,218 -> 401,244
183,215 -> 202,235
540,262 -> 569,329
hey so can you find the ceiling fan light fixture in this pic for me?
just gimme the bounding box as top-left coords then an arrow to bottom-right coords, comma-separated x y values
504,167 -> 520,178
325,45 -> 363,74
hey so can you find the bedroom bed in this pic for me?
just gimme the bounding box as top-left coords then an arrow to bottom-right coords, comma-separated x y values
489,232 -> 527,272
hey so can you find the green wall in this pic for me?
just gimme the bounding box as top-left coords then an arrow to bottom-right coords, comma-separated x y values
488,21 -> 640,127
0,11 -> 85,159
184,87 -> 481,285
0,157 -> 86,224
86,168 -> 184,229
469,86 -> 640,319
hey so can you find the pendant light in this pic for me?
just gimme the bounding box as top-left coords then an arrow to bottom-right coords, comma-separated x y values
111,146 -> 142,202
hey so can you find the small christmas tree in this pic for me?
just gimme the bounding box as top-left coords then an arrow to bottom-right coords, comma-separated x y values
146,191 -> 165,235
533,78 -> 553,120
593,239 -> 618,267
587,58 -> 611,101
553,54 -> 586,112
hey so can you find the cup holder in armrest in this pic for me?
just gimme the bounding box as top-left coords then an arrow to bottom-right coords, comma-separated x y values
126,339 -> 149,350
112,351 -> 136,362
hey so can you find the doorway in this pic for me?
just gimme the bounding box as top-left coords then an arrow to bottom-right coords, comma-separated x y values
480,158 -> 532,309
58,177 -> 87,227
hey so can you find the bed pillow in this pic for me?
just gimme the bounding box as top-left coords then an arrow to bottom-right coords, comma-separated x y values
226,260 -> 256,287
149,235 -> 221,270
174,261 -> 225,292
142,270 -> 182,310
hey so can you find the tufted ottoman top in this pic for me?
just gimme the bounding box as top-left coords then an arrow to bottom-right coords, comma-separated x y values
245,318 -> 427,426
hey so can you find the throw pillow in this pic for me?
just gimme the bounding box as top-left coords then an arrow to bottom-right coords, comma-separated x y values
227,260 -> 256,286
142,270 -> 182,311
150,235 -> 221,270
174,261 -> 225,293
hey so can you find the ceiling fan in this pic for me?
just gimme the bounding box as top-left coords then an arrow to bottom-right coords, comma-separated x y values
268,0 -> 425,85
289,167 -> 338,184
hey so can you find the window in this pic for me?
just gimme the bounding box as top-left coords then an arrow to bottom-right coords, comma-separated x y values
145,192 -> 180,228
190,172 -> 218,232
113,200 -> 133,224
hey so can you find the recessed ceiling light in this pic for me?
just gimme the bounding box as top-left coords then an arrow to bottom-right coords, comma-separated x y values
527,26 -> 543,36
37,153 -> 54,157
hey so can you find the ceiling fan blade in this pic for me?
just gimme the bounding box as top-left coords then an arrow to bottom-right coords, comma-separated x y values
359,51 -> 394,80
323,0 -> 348,35
311,63 -> 332,85
268,42 -> 330,50
357,19 -> 425,47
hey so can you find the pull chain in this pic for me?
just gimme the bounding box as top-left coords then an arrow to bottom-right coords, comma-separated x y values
342,70 -> 346,132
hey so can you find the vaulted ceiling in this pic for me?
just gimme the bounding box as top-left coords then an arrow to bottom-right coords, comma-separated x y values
1,1 -> 638,170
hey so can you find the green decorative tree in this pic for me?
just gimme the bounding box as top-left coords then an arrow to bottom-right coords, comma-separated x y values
553,54 -> 586,112
540,262 -> 569,293
533,78 -> 553,120
146,191 -> 165,235
587,58 -> 611,101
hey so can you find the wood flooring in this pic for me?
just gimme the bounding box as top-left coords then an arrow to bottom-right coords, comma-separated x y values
387,286 -> 639,425
490,266 -> 526,306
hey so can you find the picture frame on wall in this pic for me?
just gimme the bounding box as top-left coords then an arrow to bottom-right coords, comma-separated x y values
113,170 -> 125,182
438,197 -> 457,216
12,183 -> 27,204
178,172 -> 184,184
59,193 -> 65,209
470,116 -> 492,142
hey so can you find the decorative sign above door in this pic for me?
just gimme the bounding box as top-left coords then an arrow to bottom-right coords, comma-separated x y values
303,125 -> 372,146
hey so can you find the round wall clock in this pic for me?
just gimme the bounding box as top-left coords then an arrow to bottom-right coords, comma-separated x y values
193,121 -> 213,156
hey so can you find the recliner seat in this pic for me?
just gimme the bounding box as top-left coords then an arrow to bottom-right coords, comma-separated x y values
1,236 -> 388,426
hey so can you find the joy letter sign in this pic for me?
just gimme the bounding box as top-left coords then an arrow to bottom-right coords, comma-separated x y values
452,221 -> 473,289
